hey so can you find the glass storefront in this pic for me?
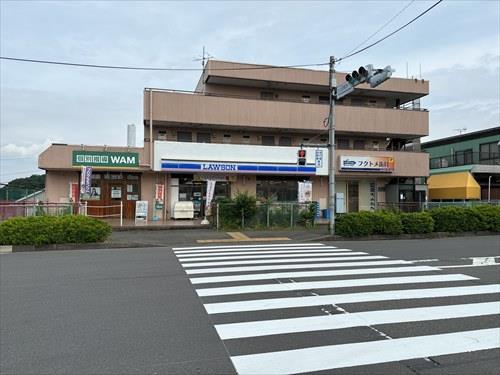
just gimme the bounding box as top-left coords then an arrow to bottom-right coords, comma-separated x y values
173,174 -> 231,218
256,176 -> 310,202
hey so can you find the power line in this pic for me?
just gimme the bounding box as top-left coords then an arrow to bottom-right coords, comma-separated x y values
343,0 -> 416,59
337,0 -> 443,63
0,56 -> 328,71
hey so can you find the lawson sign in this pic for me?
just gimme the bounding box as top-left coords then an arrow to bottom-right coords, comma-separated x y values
161,160 -> 316,175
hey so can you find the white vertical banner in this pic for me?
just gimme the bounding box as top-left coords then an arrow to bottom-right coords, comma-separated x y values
298,181 -> 313,203
80,166 -> 92,195
205,180 -> 216,216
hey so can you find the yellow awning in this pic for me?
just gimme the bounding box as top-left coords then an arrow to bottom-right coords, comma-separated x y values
428,172 -> 480,200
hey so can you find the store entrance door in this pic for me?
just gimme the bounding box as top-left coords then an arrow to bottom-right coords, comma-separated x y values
347,181 -> 359,212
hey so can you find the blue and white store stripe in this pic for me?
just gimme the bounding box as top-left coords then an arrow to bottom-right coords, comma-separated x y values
172,243 -> 500,374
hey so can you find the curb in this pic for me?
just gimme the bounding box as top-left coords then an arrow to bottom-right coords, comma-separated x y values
306,231 -> 499,242
10,242 -> 165,253
112,224 -> 211,231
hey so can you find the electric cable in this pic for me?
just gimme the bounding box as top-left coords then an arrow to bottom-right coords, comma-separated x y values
336,0 -> 443,63
342,0 -> 416,59
0,56 -> 328,71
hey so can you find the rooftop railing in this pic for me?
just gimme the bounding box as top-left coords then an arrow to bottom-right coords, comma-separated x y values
429,152 -> 500,169
147,88 -> 428,112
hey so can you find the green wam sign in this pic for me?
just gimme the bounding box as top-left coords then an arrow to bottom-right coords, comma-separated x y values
72,151 -> 139,167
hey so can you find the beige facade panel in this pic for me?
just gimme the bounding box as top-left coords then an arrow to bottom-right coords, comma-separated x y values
204,60 -> 429,97
39,144 -> 148,170
336,150 -> 429,177
144,91 -> 428,137
45,171 -> 79,203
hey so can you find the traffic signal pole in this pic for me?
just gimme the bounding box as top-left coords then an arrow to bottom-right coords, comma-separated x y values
328,56 -> 336,236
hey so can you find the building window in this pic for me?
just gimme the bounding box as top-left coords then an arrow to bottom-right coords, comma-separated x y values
278,136 -> 292,146
351,97 -> 366,106
302,95 -> 311,103
260,91 -> 274,100
337,138 -> 349,149
223,134 -> 231,144
319,96 -> 330,104
242,135 -> 251,144
197,132 -> 211,143
157,130 -> 167,140
262,135 -> 275,146
455,149 -> 473,165
480,142 -> 499,160
256,176 -> 307,202
353,140 -> 365,150
177,131 -> 192,142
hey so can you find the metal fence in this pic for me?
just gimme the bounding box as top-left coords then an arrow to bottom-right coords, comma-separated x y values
0,201 -> 123,226
214,202 -> 318,230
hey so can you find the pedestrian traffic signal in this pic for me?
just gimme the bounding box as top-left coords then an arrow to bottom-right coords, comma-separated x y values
297,149 -> 307,166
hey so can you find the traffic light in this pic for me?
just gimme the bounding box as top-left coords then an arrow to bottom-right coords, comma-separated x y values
367,65 -> 393,88
344,64 -> 392,88
297,149 -> 307,166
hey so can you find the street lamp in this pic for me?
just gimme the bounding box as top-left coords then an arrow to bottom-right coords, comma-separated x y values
327,57 -> 394,235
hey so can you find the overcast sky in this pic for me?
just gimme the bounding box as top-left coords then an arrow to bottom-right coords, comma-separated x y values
1,0 -> 499,182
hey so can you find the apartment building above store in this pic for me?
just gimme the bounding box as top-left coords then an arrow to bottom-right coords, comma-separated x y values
144,59 -> 429,139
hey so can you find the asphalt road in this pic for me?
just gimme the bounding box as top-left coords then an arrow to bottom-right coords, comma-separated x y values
1,235 -> 499,374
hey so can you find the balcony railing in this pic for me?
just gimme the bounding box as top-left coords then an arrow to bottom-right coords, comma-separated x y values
147,88 -> 428,112
429,152 -> 500,169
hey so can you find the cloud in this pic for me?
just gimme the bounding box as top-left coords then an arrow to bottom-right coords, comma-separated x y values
0,139 -> 59,157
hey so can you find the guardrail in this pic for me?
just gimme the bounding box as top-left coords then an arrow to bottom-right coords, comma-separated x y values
0,201 -> 123,226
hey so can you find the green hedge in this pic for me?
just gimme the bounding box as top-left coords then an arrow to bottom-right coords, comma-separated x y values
0,215 -> 112,246
336,206 -> 500,237
400,212 -> 434,234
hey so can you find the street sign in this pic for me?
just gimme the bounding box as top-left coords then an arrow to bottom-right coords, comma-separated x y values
335,82 -> 354,100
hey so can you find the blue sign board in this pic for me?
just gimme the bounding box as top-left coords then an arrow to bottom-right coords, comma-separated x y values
161,160 -> 316,175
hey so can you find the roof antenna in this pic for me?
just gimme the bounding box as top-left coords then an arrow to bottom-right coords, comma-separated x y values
453,128 -> 467,135
193,46 -> 213,67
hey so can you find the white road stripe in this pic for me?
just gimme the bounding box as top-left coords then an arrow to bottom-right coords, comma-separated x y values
173,243 -> 326,252
180,251 -> 363,262
196,274 -> 476,297
216,301 -> 500,339
177,248 -> 345,258
204,284 -> 500,314
439,264 -> 500,269
230,328 -> 500,374
189,266 -> 440,284
185,260 -> 412,275
182,255 -> 387,268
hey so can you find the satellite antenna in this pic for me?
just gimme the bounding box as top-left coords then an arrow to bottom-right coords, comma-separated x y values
193,46 -> 213,67
453,128 -> 467,135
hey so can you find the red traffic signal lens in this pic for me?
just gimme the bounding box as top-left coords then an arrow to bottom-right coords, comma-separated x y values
298,150 -> 306,158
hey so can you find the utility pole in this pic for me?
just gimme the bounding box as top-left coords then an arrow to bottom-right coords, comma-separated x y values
328,56 -> 336,236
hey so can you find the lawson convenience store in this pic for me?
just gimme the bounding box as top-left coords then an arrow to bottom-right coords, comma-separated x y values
39,139 -> 423,221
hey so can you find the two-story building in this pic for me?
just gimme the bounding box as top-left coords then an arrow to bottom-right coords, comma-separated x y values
422,126 -> 500,201
39,60 -> 430,220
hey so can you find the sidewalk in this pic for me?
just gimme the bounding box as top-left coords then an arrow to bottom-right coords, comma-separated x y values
106,227 -> 330,248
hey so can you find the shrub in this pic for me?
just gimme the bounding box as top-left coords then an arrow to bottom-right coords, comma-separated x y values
298,203 -> 316,228
217,192 -> 258,229
371,211 -> 403,235
472,205 -> 500,232
0,215 -> 111,246
336,212 -> 375,237
400,212 -> 434,234
428,206 -> 468,232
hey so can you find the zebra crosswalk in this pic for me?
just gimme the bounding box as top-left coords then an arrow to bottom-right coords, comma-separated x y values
172,242 -> 500,374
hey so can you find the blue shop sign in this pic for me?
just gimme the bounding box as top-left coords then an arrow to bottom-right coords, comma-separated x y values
161,160 -> 316,175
